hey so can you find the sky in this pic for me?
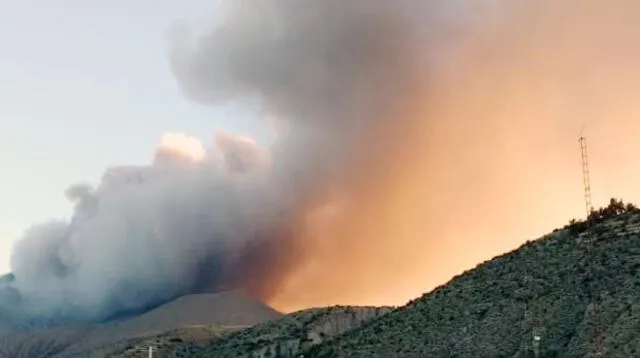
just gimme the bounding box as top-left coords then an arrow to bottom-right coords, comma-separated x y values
0,0 -> 264,274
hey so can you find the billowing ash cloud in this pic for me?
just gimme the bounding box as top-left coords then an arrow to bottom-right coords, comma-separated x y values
5,1 -> 444,322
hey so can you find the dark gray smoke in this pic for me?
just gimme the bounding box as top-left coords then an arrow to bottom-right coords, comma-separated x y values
2,0 -> 509,324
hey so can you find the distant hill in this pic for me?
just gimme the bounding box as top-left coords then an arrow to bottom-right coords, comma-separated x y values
0,291 -> 281,358
307,200 -> 640,357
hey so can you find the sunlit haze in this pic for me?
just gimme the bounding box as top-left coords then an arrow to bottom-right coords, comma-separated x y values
3,0 -> 640,315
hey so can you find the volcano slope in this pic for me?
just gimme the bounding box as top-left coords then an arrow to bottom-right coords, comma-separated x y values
303,200 -> 640,357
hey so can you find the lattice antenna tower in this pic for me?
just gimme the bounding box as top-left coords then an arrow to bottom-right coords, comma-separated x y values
579,132 -> 593,217
579,129 -> 603,357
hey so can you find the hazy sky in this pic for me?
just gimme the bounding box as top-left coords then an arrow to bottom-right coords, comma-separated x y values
0,0 -> 266,273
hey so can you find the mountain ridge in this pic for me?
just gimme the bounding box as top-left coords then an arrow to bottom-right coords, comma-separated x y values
305,199 -> 640,357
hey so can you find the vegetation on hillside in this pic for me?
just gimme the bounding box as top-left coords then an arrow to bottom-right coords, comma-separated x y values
307,199 -> 640,357
563,198 -> 639,235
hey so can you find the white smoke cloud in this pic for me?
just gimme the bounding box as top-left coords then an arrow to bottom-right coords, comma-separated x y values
8,132 -> 279,321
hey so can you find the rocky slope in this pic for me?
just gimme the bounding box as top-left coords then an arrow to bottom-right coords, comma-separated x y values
308,200 -> 640,357
188,306 -> 392,358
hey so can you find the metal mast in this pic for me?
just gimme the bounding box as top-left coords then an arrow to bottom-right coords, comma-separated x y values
579,135 -> 592,217
579,132 -> 603,356
577,132 -> 603,356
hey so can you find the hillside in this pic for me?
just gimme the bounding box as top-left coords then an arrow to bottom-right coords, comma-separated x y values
0,291 -> 281,358
183,306 -> 392,357
307,200 -> 640,357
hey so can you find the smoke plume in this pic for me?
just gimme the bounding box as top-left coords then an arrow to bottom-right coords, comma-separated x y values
5,0 -> 640,322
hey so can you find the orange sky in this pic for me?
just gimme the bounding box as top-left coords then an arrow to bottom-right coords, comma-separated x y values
263,0 -> 640,312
